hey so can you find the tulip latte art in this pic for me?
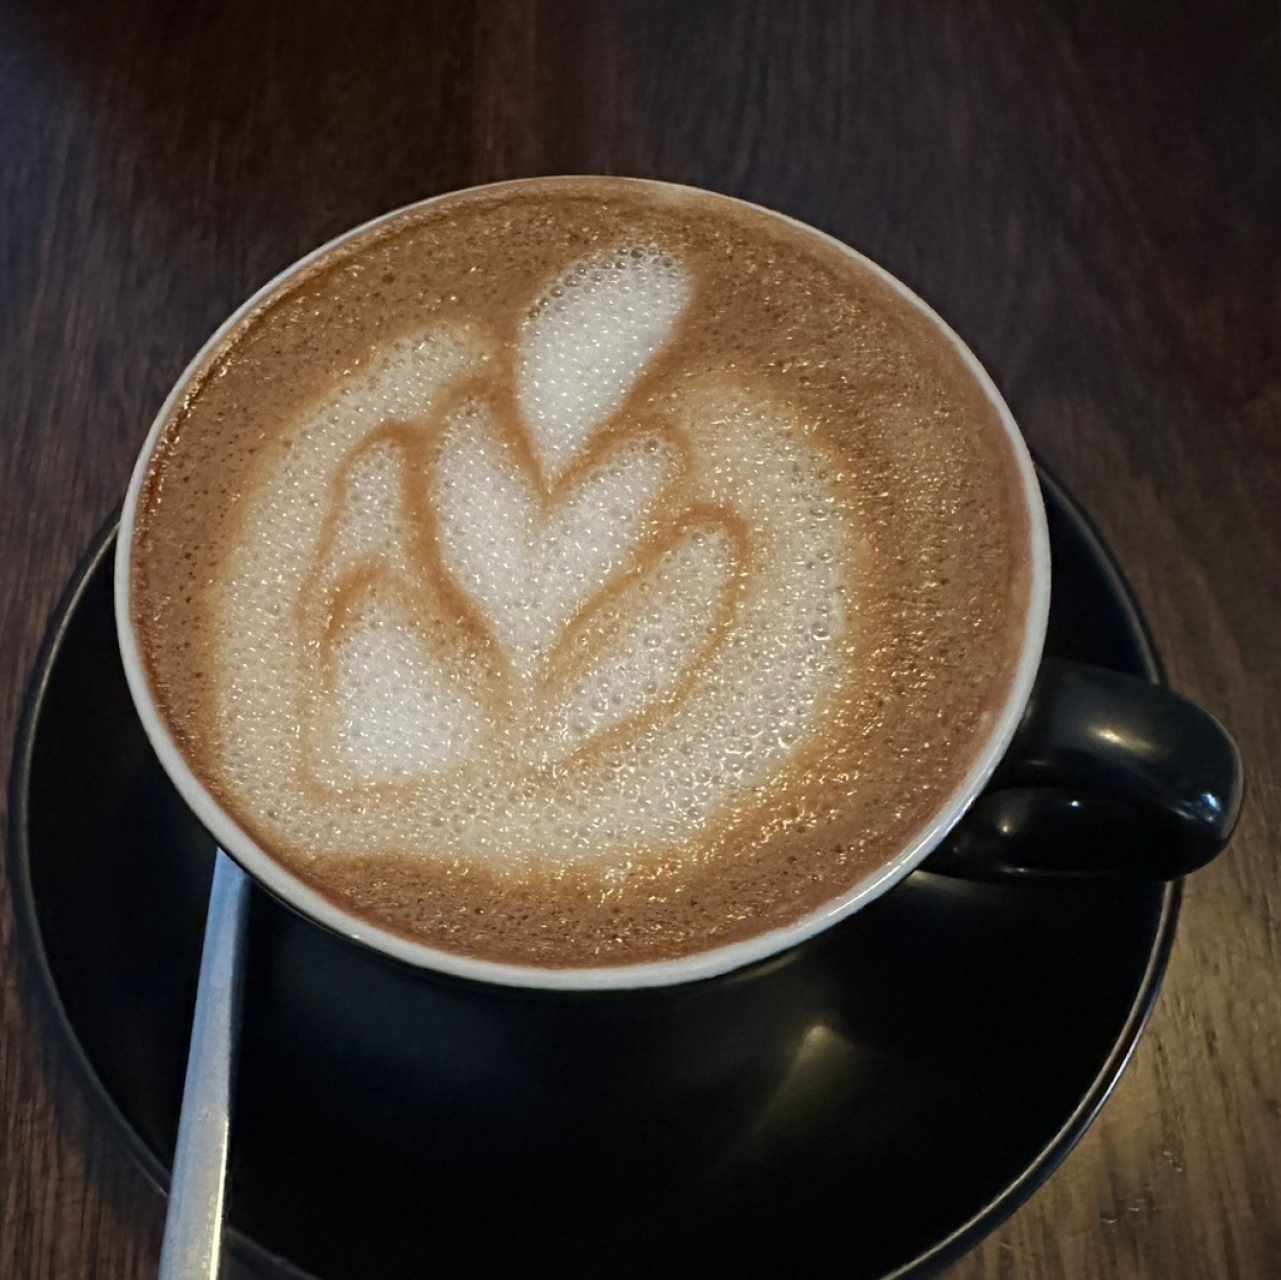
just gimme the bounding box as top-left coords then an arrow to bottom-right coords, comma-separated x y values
132,179 -> 1031,966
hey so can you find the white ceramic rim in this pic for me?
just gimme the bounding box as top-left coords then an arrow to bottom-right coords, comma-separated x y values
115,176 -> 1051,991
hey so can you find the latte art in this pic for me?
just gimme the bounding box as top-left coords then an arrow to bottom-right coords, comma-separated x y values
133,180 -> 1032,966
222,244 -> 846,865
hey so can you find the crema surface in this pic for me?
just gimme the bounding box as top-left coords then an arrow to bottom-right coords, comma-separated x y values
132,179 -> 1031,966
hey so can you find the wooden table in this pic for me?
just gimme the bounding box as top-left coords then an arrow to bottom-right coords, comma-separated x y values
3,3 -> 1277,1276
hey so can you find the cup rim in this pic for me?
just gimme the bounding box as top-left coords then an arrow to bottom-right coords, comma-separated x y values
114,176 -> 1051,991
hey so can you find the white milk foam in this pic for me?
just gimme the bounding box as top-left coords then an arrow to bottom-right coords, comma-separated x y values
519,247 -> 690,482
214,246 -> 854,872
435,403 -> 679,683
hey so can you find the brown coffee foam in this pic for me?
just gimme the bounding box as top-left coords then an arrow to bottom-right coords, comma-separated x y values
132,178 -> 1031,967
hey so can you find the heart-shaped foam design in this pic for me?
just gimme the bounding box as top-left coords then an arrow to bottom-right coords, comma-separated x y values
433,400 -> 683,683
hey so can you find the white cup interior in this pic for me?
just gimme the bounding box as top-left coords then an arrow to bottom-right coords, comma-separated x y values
114,178 -> 1051,991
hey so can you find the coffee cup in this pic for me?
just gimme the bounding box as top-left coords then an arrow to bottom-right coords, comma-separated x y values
114,178 -> 1242,990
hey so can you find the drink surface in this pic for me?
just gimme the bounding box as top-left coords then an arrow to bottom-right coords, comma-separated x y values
132,178 -> 1031,967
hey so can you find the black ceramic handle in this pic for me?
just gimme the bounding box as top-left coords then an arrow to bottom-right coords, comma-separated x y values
930,659 -> 1243,881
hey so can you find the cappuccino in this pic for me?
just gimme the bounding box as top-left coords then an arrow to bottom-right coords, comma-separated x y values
131,179 -> 1032,966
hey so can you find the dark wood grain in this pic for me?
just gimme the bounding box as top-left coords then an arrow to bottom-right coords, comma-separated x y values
3,2 -> 1278,1276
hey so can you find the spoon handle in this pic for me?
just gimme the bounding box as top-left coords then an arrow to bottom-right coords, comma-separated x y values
159,849 -> 251,1280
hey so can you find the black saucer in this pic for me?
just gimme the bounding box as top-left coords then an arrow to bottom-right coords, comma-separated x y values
9,468 -> 1177,1279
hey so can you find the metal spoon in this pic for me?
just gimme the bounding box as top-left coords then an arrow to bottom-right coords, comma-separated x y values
159,849 -> 251,1280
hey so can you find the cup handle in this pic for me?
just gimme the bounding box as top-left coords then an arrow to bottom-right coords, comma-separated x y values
928,659 -> 1244,881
